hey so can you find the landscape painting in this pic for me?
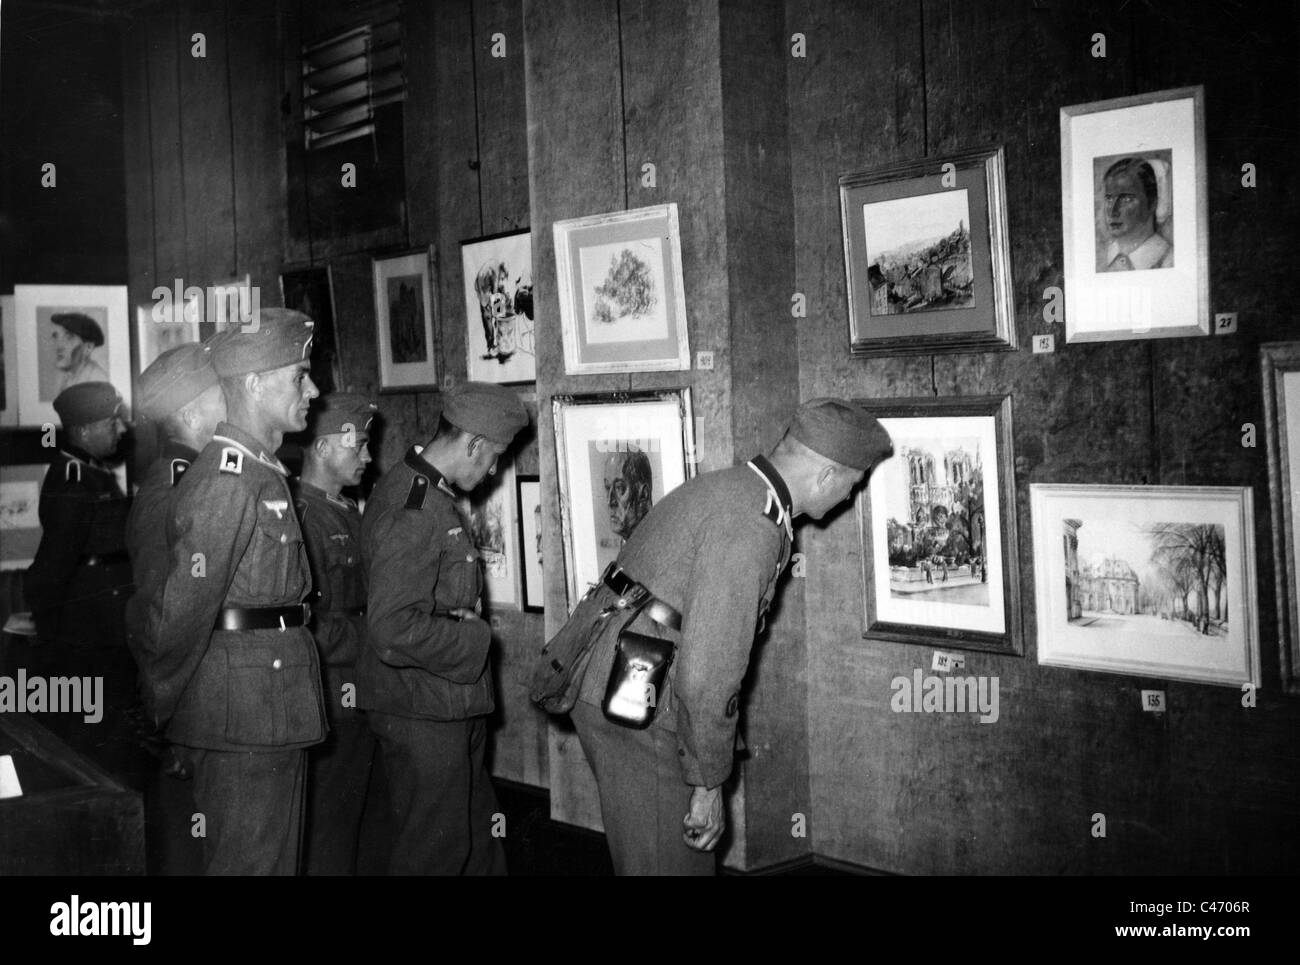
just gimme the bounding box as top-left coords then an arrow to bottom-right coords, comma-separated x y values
1031,484 -> 1259,687
862,189 -> 974,315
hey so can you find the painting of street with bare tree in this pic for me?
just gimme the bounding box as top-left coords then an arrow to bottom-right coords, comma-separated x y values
1031,485 -> 1259,687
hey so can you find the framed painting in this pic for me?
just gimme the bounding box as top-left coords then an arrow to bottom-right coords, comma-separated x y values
517,474 -> 544,613
553,389 -> 696,609
1060,86 -> 1209,342
281,265 -> 343,395
855,395 -> 1021,655
462,229 -> 535,384
1262,341 -> 1300,694
553,203 -> 691,375
135,300 -> 201,375
13,285 -> 132,428
840,146 -> 1016,356
1,295 -> 16,426
0,464 -> 47,571
1030,485 -> 1258,688
459,458 -> 519,611
373,248 -> 438,391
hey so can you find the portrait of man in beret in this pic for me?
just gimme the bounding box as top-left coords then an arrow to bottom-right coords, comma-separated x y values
38,307 -> 111,398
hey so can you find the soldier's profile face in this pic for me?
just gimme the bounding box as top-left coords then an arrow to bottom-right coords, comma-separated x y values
51,325 -> 89,371
326,430 -> 371,485
807,465 -> 864,520
258,361 -> 319,432
79,413 -> 125,459
461,437 -> 508,491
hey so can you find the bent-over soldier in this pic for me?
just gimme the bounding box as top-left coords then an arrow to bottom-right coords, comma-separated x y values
144,309 -> 325,875
535,398 -> 893,874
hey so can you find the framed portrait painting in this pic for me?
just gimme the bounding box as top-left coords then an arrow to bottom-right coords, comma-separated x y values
462,229 -> 535,384
1262,341 -> 1300,694
0,464 -> 47,571
372,249 -> 438,391
554,203 -> 691,375
13,285 -> 132,428
553,389 -> 696,609
1030,485 -> 1259,688
281,265 -> 343,395
855,395 -> 1021,655
135,300 -> 201,375
1060,85 -> 1209,342
840,146 -> 1016,356
517,474 -> 544,612
460,459 -> 519,611
1,295 -> 17,426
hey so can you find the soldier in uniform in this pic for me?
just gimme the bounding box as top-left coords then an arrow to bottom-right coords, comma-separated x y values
25,382 -> 133,769
292,392 -> 379,875
537,398 -> 893,874
143,309 -> 325,875
358,381 -> 526,875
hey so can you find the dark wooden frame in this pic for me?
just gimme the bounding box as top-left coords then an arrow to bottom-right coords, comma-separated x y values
854,394 -> 1022,655
1262,340 -> 1300,695
516,473 -> 544,613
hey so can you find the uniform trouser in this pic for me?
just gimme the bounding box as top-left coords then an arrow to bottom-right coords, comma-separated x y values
368,711 -> 506,876
303,703 -> 376,875
571,700 -> 715,876
184,746 -> 307,875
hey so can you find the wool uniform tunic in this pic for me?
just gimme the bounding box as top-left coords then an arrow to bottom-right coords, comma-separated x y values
145,420 -> 326,874
357,445 -> 504,875
569,455 -> 794,874
293,477 -> 376,875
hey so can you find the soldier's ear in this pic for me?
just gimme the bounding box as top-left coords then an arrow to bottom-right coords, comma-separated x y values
244,370 -> 263,400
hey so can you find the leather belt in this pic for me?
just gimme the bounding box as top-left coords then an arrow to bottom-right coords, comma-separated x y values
215,603 -> 309,631
603,566 -> 682,631
82,551 -> 131,567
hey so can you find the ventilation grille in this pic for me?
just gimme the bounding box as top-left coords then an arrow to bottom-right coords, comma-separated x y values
301,2 -> 405,151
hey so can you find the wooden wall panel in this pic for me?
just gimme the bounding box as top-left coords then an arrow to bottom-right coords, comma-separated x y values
122,19 -> 156,378
146,6 -> 186,288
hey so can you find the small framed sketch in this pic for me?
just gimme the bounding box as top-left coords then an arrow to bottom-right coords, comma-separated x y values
1,294 -> 17,426
1262,341 -> 1300,694
135,299 -> 201,375
856,394 -> 1021,655
373,248 -> 438,391
1030,485 -> 1259,688
281,265 -> 342,395
840,146 -> 1016,356
553,203 -> 690,375
517,474 -> 544,612
462,229 -> 535,384
553,389 -> 696,609
460,459 -> 520,611
1060,86 -> 1209,342
0,464 -> 47,571
13,285 -> 132,428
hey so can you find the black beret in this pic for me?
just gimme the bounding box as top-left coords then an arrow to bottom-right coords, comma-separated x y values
51,312 -> 105,347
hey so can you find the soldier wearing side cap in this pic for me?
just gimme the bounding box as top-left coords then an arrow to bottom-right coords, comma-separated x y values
25,382 -> 134,767
143,309 -> 326,875
49,312 -> 111,391
292,392 -> 379,875
358,381 -> 527,875
532,398 -> 893,875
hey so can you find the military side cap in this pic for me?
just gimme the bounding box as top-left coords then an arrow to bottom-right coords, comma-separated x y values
443,381 -> 527,446
790,397 -> 893,471
53,381 -> 123,427
136,342 -> 220,420
210,308 -> 315,377
308,392 -> 379,438
51,312 -> 105,347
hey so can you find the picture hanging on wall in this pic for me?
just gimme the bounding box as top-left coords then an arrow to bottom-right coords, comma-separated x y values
1060,85 -> 1209,342
458,458 -> 519,611
855,394 -> 1021,655
462,228 -> 535,384
839,145 -> 1016,356
281,265 -> 343,395
553,389 -> 696,609
13,285 -> 132,428
372,248 -> 438,391
517,474 -> 544,613
553,203 -> 691,375
1030,484 -> 1259,688
135,299 -> 201,375
0,463 -> 46,571
1,295 -> 17,426
1262,341 -> 1300,694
